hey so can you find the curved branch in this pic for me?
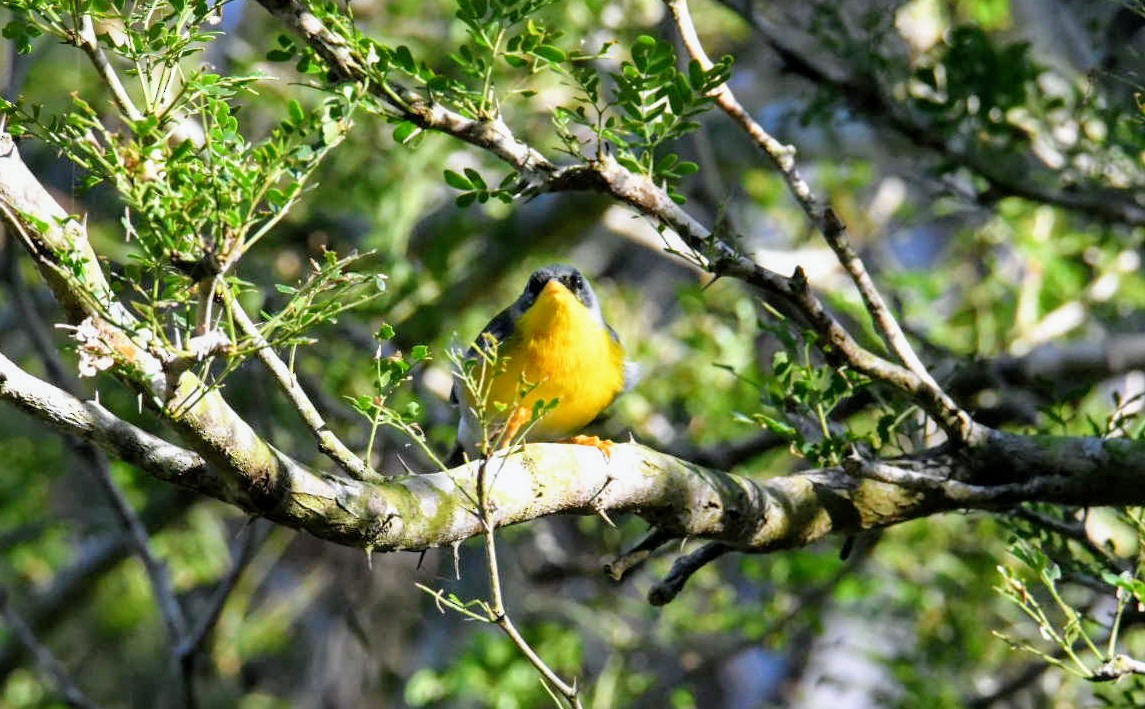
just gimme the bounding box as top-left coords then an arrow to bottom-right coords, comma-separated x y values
6,348 -> 1145,557
0,130 -> 356,519
951,335 -> 1145,394
548,156 -> 986,444
5,9 -> 1145,620
667,0 -> 972,441
224,290 -> 377,481
254,0 -> 556,183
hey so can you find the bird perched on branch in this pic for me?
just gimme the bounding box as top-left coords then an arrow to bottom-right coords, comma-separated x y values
452,264 -> 636,462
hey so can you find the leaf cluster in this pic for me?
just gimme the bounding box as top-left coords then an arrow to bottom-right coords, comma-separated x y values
554,35 -> 732,202
748,334 -> 870,467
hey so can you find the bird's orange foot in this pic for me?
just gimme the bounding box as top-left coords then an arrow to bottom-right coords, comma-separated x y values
565,434 -> 616,458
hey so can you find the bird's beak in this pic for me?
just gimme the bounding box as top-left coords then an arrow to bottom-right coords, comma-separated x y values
542,280 -> 572,298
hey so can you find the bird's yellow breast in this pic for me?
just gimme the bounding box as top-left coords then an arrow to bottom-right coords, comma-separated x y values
482,282 -> 625,439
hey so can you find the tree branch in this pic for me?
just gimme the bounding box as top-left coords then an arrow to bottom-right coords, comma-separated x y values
4,6 -> 1145,626
254,0 -> 557,183
176,520 -> 269,663
250,0 -> 983,445
951,335 -> 1145,395
0,129 -> 344,518
0,535 -> 130,681
717,1 -> 1145,227
0,587 -> 107,709
1089,654 -> 1145,682
6,347 -> 1145,559
223,289 -> 378,481
0,491 -> 192,683
667,0 -> 964,430
2,227 -> 194,700
548,156 -> 985,444
605,528 -> 679,581
648,542 -> 730,606
69,15 -> 143,123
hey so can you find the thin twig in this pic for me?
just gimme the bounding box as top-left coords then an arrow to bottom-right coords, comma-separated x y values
86,446 -> 190,637
549,154 -> 983,442
966,660 -> 1052,708
220,287 -> 378,481
0,535 -> 130,680
1011,507 -> 1124,568
72,15 -> 143,123
0,587 -> 107,709
1,240 -> 77,390
820,208 -> 941,391
177,519 -> 270,661
2,242 -> 190,641
475,448 -> 582,707
175,519 -> 271,709
79,443 -> 196,708
666,0 -> 941,393
255,0 -> 556,183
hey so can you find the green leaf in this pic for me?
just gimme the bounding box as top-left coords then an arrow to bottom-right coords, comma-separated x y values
675,161 -> 699,176
394,45 -> 416,72
688,59 -> 706,92
288,100 -> 305,124
463,168 -> 486,189
443,169 -> 473,190
533,45 -> 566,63
392,121 -> 419,144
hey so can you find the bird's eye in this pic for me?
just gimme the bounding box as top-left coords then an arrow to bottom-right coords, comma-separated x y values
568,272 -> 583,291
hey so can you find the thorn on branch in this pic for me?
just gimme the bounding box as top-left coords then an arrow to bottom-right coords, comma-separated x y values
841,449 -> 865,477
789,265 -> 809,293
588,475 -> 617,528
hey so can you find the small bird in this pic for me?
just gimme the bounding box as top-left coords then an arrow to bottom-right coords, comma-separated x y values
453,264 -> 635,460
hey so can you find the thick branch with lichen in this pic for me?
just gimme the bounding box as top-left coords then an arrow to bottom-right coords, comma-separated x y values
5,348 -> 1145,556
0,131 -> 347,506
4,4 -> 1145,605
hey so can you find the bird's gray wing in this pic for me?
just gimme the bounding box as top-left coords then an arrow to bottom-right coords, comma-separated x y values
605,324 -> 641,391
473,306 -> 517,355
622,360 -> 642,392
450,305 -> 518,406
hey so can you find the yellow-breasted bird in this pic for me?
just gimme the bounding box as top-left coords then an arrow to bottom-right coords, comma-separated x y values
452,264 -> 637,461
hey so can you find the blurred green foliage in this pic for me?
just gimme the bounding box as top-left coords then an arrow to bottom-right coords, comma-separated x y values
1,0 -> 1144,706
